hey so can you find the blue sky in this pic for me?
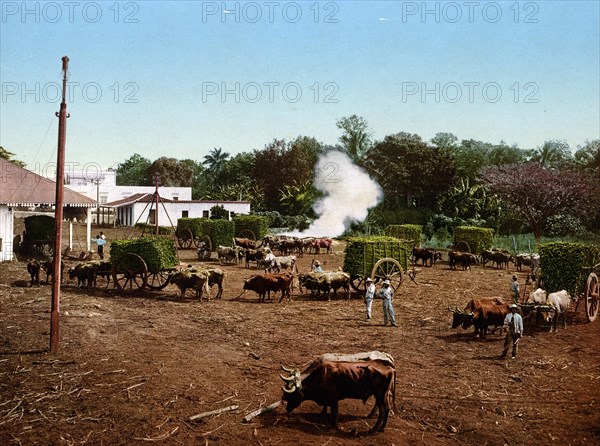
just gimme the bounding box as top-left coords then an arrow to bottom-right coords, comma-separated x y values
1,1 -> 599,171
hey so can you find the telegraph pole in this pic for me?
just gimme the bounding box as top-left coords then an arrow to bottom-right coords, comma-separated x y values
50,56 -> 70,353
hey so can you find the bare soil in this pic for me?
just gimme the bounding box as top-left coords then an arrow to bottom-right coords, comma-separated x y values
1,225 -> 599,446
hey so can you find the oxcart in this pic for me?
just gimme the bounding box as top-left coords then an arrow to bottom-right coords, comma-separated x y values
576,262 -> 600,322
343,237 -> 411,292
109,236 -> 179,293
175,219 -> 212,250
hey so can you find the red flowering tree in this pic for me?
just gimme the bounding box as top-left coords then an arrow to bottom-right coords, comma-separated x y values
482,163 -> 591,243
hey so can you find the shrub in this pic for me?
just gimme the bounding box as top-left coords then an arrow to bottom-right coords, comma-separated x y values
539,242 -> 600,295
385,225 -> 422,246
454,226 -> 494,254
210,205 -> 229,220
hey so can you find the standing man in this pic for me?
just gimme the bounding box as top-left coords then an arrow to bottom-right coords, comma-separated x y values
377,280 -> 397,327
501,304 -> 523,359
511,275 -> 520,303
312,260 -> 323,273
364,278 -> 375,320
91,235 -> 107,260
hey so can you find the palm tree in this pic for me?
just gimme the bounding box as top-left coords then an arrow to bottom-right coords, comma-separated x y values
530,140 -> 571,168
336,115 -> 372,163
202,147 -> 230,173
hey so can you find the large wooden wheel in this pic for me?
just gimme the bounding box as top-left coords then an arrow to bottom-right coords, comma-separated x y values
585,272 -> 599,322
350,275 -> 368,292
112,253 -> 148,293
237,229 -> 256,241
177,228 -> 194,249
195,234 -> 212,251
146,269 -> 172,290
371,258 -> 403,292
454,240 -> 471,253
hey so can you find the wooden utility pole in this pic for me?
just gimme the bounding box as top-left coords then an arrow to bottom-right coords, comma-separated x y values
50,56 -> 70,353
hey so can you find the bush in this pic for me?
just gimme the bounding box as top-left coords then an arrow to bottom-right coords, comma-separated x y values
110,237 -> 178,272
385,225 -> 422,246
234,215 -> 269,240
454,226 -> 494,254
343,236 -> 410,277
539,242 -> 600,295
210,205 -> 229,220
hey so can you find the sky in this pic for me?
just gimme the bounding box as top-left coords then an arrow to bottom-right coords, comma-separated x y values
1,0 -> 599,174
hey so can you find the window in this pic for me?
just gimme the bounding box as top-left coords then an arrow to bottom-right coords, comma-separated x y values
100,195 -> 108,204
173,196 -> 179,201
182,210 -> 189,218
202,210 -> 209,218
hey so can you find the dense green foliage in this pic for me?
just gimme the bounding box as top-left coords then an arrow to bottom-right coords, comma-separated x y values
384,225 -> 422,246
209,205 -> 229,220
233,215 -> 269,240
176,218 -> 235,248
454,226 -> 494,254
539,242 -> 600,295
343,236 -> 410,277
110,237 -> 178,272
24,215 -> 55,242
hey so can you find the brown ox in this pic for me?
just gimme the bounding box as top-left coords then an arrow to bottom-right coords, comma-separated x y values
311,237 -> 333,254
448,251 -> 478,270
280,358 -> 396,432
234,237 -> 256,250
411,247 -> 442,266
450,297 -> 508,338
243,273 -> 293,302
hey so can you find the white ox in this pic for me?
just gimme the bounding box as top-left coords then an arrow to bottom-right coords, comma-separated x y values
527,288 -> 571,331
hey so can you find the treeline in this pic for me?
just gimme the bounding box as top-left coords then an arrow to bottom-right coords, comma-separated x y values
110,116 -> 600,239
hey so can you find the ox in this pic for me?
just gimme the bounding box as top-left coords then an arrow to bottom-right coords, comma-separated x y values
450,297 -> 508,338
27,260 -> 41,287
234,237 -> 256,250
528,289 -> 571,331
41,260 -> 65,284
217,246 -> 243,264
264,255 -> 298,274
187,266 -> 225,299
515,253 -> 540,274
68,262 -> 99,290
310,237 -> 333,254
448,251 -> 478,270
243,273 -> 293,302
411,247 -> 442,266
169,270 -> 210,300
245,247 -> 271,269
480,250 -> 512,269
280,357 -> 396,432
279,238 -> 304,256
298,271 -> 350,301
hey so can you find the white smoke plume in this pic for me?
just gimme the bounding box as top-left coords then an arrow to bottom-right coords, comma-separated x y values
285,150 -> 383,238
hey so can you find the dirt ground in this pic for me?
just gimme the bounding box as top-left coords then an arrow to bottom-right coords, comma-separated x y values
1,225 -> 599,446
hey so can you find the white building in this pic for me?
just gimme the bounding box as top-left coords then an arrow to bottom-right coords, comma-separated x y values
60,169 -> 192,204
107,193 -> 251,227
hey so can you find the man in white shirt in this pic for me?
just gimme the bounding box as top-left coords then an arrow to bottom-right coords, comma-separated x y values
364,278 -> 375,320
501,304 -> 523,359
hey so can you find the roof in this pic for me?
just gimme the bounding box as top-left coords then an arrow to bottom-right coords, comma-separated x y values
0,157 -> 98,207
106,193 -> 250,207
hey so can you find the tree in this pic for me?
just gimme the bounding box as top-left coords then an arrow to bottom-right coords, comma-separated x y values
203,147 -> 230,173
430,132 -> 458,150
336,115 -> 372,163
279,180 -> 319,217
146,157 -> 193,187
0,146 -> 26,167
529,140 -> 572,168
115,153 -> 152,186
364,132 -> 456,208
574,139 -> 600,177
482,163 -> 590,243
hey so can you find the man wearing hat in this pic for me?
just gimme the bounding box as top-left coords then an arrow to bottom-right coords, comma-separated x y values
511,275 -> 520,303
364,278 -> 376,320
312,260 -> 323,273
501,304 -> 523,359
377,280 -> 398,327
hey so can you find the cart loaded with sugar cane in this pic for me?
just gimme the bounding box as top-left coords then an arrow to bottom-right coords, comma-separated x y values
342,236 -> 413,292
109,236 -> 180,293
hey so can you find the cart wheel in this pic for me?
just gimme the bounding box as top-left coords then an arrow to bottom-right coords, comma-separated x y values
177,228 -> 193,249
237,229 -> 256,241
112,253 -> 148,293
147,269 -> 172,290
585,272 -> 599,323
350,275 -> 368,292
371,258 -> 403,291
454,240 -> 471,253
195,235 -> 212,252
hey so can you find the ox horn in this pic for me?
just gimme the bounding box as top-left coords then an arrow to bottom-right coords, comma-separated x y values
448,305 -> 453,312
280,373 -> 295,382
282,384 -> 296,393
281,365 -> 295,373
